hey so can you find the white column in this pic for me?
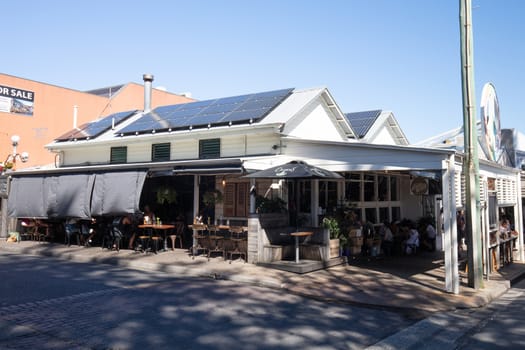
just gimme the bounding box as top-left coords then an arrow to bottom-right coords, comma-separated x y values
515,172 -> 524,261
443,155 -> 460,294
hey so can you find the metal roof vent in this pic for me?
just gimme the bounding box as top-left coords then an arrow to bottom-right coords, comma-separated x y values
143,74 -> 154,113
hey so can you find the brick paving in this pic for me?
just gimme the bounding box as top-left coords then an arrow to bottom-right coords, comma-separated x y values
1,240 -> 524,317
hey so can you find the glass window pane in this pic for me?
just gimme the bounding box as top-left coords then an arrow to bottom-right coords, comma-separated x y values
390,177 -> 398,201
379,207 -> 389,223
345,173 -> 361,202
391,207 -> 401,222
378,175 -> 388,201
319,181 -> 327,209
298,180 -> 311,213
364,174 -> 375,202
327,181 -> 338,212
365,207 -> 377,224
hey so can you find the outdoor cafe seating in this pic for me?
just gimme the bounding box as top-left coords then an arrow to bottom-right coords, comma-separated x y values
189,223 -> 248,262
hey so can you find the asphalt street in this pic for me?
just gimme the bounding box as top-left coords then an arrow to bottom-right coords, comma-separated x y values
0,252 -> 416,350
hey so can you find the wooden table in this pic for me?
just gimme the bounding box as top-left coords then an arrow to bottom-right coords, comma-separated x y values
290,231 -> 313,263
138,224 -> 175,251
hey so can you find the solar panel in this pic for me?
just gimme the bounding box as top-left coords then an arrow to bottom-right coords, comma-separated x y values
55,110 -> 137,141
118,113 -> 161,134
344,110 -> 382,138
119,88 -> 293,135
188,113 -> 229,127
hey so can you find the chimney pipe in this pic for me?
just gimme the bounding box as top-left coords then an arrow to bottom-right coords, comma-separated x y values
143,73 -> 154,113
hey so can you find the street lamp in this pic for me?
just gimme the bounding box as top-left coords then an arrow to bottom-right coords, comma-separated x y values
1,135 -> 29,172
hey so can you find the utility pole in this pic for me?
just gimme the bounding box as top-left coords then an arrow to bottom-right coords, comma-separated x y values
460,0 -> 483,289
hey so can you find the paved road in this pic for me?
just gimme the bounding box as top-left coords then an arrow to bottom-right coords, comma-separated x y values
0,252 -> 417,349
454,277 -> 525,349
367,277 -> 525,350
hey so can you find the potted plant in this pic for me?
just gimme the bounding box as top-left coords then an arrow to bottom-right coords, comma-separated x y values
156,186 -> 178,205
202,189 -> 223,207
255,195 -> 287,214
322,216 -> 341,258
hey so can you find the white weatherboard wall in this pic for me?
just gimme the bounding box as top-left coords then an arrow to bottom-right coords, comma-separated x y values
246,134 -> 280,155
171,139 -> 198,160
62,145 -> 109,165
283,99 -> 345,141
369,127 -> 398,145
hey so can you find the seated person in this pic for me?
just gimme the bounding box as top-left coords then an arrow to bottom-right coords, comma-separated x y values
64,218 -> 80,246
404,224 -> 419,255
380,222 -> 394,256
142,205 -> 156,224
422,223 -> 437,252
111,214 -> 133,251
35,219 -> 52,241
79,218 -> 97,247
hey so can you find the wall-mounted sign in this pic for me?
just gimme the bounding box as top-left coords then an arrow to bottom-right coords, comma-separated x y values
480,83 -> 500,162
410,177 -> 429,195
0,85 -> 34,116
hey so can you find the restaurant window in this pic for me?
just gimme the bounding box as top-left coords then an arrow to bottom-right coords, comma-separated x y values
298,180 -> 311,213
345,173 -> 361,202
390,177 -> 398,201
379,207 -> 389,224
365,207 -> 377,224
391,207 -> 401,222
378,175 -> 388,201
110,146 -> 127,164
152,143 -> 170,162
364,174 -> 375,202
319,181 -> 338,213
199,138 -> 221,159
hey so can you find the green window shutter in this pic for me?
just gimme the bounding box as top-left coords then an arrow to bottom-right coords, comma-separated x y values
110,146 -> 127,164
199,138 -> 220,159
152,143 -> 171,161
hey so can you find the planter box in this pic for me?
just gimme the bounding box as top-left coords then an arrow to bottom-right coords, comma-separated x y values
329,238 -> 340,258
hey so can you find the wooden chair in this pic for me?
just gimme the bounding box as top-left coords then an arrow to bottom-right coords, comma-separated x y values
169,221 -> 184,250
190,224 -> 209,259
226,226 -> 247,263
206,225 -> 226,260
20,219 -> 37,241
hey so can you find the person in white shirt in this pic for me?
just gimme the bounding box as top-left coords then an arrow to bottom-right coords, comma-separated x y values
404,224 -> 419,255
425,223 -> 437,252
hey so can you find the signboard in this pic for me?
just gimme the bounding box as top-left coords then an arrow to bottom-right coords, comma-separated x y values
480,83 -> 500,161
0,85 -> 34,116
410,177 -> 429,195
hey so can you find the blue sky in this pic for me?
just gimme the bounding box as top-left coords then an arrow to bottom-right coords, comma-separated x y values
2,0 -> 523,143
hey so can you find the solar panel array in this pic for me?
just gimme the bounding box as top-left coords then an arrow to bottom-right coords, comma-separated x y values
55,110 -> 137,141
119,88 -> 294,135
344,110 -> 382,138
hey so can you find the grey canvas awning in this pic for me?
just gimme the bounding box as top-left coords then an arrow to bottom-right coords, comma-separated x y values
7,170 -> 147,219
91,170 -> 147,216
7,176 -> 48,218
45,174 -> 95,219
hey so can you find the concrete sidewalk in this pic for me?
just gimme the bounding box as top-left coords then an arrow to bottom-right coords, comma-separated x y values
2,240 -> 524,317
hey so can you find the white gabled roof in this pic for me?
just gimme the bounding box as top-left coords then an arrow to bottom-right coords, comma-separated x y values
262,87 -> 357,142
